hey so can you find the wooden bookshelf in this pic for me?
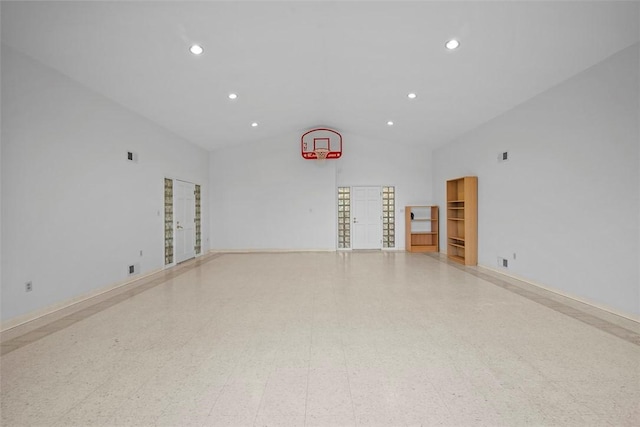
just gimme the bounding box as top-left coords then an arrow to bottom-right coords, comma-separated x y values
405,206 -> 439,252
446,177 -> 477,265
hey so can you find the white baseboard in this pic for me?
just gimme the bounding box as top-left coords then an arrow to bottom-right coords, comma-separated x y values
478,264 -> 640,323
208,248 -> 335,253
209,248 -> 404,253
1,267 -> 162,335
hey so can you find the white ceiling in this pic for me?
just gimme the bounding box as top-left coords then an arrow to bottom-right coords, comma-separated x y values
2,1 -> 638,151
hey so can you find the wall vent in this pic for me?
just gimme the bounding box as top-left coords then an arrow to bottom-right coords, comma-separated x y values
128,263 -> 140,276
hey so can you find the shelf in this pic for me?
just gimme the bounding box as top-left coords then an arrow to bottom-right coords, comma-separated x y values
408,246 -> 438,253
406,205 -> 439,253
446,176 -> 477,266
448,255 -> 466,265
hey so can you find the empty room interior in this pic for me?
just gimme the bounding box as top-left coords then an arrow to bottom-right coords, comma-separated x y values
1,1 -> 639,426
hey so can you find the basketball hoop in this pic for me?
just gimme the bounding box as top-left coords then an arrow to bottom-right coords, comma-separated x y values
313,148 -> 330,161
301,128 -> 342,160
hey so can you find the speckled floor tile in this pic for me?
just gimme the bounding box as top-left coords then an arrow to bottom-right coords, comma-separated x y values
1,252 -> 638,427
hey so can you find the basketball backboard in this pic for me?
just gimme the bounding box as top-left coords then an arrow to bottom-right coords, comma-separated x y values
301,128 -> 343,160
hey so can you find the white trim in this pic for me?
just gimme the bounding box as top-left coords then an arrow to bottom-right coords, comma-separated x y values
1,268 -> 162,336
208,248 -> 334,254
164,177 -> 203,268
351,185 -> 383,250
478,265 -> 640,323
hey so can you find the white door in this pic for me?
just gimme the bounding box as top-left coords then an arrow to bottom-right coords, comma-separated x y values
351,186 -> 382,249
174,180 -> 196,263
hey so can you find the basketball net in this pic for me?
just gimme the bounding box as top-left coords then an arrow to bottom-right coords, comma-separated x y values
314,148 -> 330,162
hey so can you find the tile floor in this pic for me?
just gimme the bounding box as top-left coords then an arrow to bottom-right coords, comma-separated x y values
1,252 -> 639,426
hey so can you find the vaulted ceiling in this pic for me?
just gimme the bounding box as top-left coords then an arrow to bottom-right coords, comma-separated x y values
2,1 -> 638,151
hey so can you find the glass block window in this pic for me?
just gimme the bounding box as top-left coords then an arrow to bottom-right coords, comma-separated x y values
382,186 -> 395,248
337,187 -> 351,249
195,184 -> 202,255
164,178 -> 173,265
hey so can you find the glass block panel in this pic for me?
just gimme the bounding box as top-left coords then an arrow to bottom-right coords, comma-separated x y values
337,187 -> 351,249
194,184 -> 202,255
382,185 -> 395,248
164,178 -> 174,264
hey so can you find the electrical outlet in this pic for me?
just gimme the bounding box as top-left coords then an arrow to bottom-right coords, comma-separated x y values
25,281 -> 32,292
502,259 -> 508,268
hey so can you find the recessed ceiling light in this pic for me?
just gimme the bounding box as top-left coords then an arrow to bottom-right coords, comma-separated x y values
251,122 -> 258,127
189,44 -> 204,55
445,39 -> 460,50
407,93 -> 417,99
387,121 -> 394,126
228,93 -> 238,100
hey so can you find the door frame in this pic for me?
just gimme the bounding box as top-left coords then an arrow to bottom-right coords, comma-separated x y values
349,185 -> 383,250
174,179 -> 196,264
164,176 -> 202,268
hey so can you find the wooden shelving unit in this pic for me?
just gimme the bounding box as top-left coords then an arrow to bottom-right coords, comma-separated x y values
405,206 -> 439,252
446,177 -> 477,265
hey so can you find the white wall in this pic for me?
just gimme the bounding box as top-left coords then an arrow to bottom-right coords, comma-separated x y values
433,44 -> 640,316
209,131 -> 336,250
336,133 -> 433,250
209,131 -> 432,251
1,46 -> 209,323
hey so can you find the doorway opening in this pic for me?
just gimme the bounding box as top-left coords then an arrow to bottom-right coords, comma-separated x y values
164,178 -> 201,266
338,186 -> 395,250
